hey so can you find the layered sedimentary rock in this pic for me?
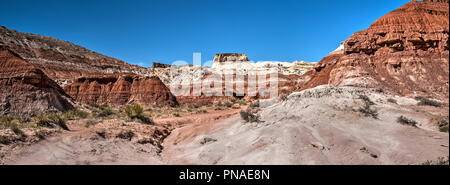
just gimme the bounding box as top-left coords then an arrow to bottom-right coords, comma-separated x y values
152,62 -> 171,68
345,0 -> 449,55
0,26 -> 150,86
297,0 -> 449,100
213,53 -> 249,63
0,48 -> 75,119
64,74 -> 178,106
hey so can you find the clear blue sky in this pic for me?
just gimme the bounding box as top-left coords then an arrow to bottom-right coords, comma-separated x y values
0,0 -> 410,66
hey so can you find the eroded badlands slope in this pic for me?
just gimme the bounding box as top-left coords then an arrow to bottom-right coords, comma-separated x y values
162,86 -> 449,165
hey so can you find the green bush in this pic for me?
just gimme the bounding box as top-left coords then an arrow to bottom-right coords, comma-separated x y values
124,104 -> 154,125
0,117 -> 20,129
34,114 -> 53,128
97,105 -> 114,117
438,120 -> 449,133
35,113 -> 69,130
125,104 -> 144,118
237,100 -> 247,106
48,113 -> 69,130
11,123 -> 25,137
397,116 -> 418,127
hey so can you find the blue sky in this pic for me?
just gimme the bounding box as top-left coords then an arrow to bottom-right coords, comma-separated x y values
0,0 -> 410,66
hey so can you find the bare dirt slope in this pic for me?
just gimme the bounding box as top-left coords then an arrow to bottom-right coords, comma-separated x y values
162,85 -> 449,165
1,108 -> 240,165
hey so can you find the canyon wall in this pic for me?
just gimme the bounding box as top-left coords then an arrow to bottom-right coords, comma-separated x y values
297,0 -> 449,100
0,48 -> 75,119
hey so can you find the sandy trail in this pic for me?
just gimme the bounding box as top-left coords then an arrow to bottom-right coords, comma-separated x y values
0,108 -> 241,165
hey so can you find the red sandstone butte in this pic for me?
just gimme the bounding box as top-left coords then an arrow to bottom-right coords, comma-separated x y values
297,0 -> 449,100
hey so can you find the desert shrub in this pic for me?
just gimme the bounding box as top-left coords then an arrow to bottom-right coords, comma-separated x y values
375,88 -> 384,93
416,97 -> 441,107
96,129 -> 106,138
124,104 -> 153,124
359,95 -> 375,106
0,117 -> 20,129
224,101 -> 233,108
438,120 -> 449,133
440,125 -> 449,133
125,104 -> 144,118
414,96 -> 426,101
279,94 -> 288,102
10,123 -> 25,137
397,116 -> 418,127
34,114 -> 53,128
96,105 -> 115,117
200,137 -> 217,145
421,156 -> 449,165
34,129 -> 50,140
0,135 -> 12,145
173,113 -> 181,117
249,101 -> 259,108
65,109 -> 89,120
230,97 -> 238,103
196,109 -> 208,114
237,100 -> 247,106
358,104 -> 378,119
188,104 -> 200,109
216,101 -> 223,107
136,115 -> 154,125
240,109 -> 260,123
232,106 -> 240,109
85,119 -> 99,128
387,98 -> 397,104
116,130 -> 134,140
358,95 -> 378,119
34,113 -> 69,130
48,113 -> 69,130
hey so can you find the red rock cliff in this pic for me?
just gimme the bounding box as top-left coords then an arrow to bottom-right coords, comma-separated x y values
0,48 -> 75,119
0,26 -> 148,85
297,0 -> 449,100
